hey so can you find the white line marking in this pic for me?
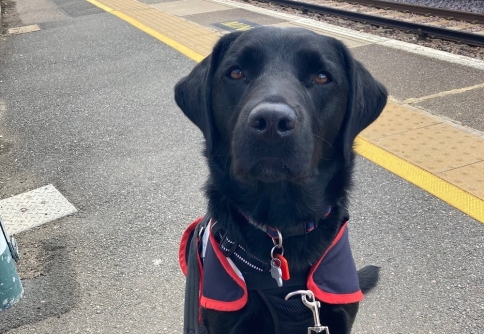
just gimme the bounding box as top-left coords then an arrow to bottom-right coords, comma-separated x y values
403,83 -> 484,104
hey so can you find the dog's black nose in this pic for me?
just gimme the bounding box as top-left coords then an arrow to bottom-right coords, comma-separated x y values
248,103 -> 297,142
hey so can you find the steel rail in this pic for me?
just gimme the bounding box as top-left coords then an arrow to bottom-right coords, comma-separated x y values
260,0 -> 484,47
351,0 -> 484,24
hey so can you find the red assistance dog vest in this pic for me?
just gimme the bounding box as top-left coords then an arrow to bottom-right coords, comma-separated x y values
179,218 -> 363,311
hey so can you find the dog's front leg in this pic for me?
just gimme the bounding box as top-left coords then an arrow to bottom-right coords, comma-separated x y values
318,302 -> 359,334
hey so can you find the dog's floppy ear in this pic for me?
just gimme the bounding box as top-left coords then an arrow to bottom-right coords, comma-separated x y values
339,44 -> 388,163
174,31 -> 243,154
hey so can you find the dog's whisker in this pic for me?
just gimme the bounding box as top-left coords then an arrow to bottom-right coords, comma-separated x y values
314,134 -> 333,148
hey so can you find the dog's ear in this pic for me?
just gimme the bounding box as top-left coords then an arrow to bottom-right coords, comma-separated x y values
339,44 -> 388,163
174,31 -> 243,154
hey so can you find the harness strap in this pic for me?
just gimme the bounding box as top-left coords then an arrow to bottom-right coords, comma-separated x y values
256,290 -> 282,334
218,230 -> 269,272
183,214 -> 211,334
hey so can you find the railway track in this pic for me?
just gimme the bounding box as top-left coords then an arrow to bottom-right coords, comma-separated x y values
336,0 -> 484,23
258,0 -> 484,46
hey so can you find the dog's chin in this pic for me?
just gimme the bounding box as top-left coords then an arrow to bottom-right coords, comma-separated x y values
234,158 -> 311,183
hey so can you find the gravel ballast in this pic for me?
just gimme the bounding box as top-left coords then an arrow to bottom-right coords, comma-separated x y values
387,0 -> 484,14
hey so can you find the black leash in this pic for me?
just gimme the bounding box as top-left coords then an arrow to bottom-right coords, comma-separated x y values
183,214 -> 211,334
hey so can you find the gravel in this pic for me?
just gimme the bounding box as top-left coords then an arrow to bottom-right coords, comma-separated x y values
387,0 -> 484,14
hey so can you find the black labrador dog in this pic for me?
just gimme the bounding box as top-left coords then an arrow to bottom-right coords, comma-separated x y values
175,27 -> 387,334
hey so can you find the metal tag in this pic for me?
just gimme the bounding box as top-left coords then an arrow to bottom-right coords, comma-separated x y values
270,258 -> 283,287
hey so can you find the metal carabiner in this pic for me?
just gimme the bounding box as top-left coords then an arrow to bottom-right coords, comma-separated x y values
285,290 -> 330,334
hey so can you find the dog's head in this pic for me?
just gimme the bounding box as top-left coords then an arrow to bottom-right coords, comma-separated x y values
175,27 -> 387,185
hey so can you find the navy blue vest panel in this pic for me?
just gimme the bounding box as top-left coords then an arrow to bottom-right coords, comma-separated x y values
307,223 -> 363,304
201,239 -> 246,304
180,219 -> 362,312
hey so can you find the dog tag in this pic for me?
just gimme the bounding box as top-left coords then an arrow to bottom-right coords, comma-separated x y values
275,254 -> 290,280
270,259 -> 283,287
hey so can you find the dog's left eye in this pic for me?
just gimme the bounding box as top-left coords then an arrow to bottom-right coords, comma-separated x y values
228,68 -> 244,80
314,73 -> 330,85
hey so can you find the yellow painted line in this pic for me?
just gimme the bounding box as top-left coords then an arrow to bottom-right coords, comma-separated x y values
86,0 -> 205,63
86,0 -> 484,224
355,137 -> 484,223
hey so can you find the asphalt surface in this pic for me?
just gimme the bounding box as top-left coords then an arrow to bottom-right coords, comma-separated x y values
0,1 -> 483,333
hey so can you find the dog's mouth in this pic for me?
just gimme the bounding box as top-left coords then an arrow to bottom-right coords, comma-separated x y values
235,157 -> 312,183
248,158 -> 290,182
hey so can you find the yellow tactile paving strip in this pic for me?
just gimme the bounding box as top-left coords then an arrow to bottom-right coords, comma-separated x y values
362,104 -> 484,174
87,0 -> 484,223
88,0 -> 220,57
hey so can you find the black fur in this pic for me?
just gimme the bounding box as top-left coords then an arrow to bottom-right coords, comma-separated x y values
175,27 -> 387,334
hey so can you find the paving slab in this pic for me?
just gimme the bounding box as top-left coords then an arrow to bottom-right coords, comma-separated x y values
7,24 -> 41,35
0,185 -> 77,235
139,0 -> 180,4
50,0 -> 104,18
268,22 -> 370,49
370,122 -> 484,173
416,87 -> 484,133
360,103 -> 440,141
14,0 -> 68,25
182,8 -> 286,32
350,44 -> 484,101
438,161 -> 484,200
151,0 -> 232,16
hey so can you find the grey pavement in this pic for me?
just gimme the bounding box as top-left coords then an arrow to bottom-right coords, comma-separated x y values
0,0 -> 483,333
350,44 -> 484,101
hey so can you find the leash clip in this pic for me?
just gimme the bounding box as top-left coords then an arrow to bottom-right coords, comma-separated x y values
285,290 -> 330,334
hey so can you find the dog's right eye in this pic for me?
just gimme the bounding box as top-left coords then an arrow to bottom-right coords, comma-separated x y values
314,72 -> 330,85
228,68 -> 244,80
